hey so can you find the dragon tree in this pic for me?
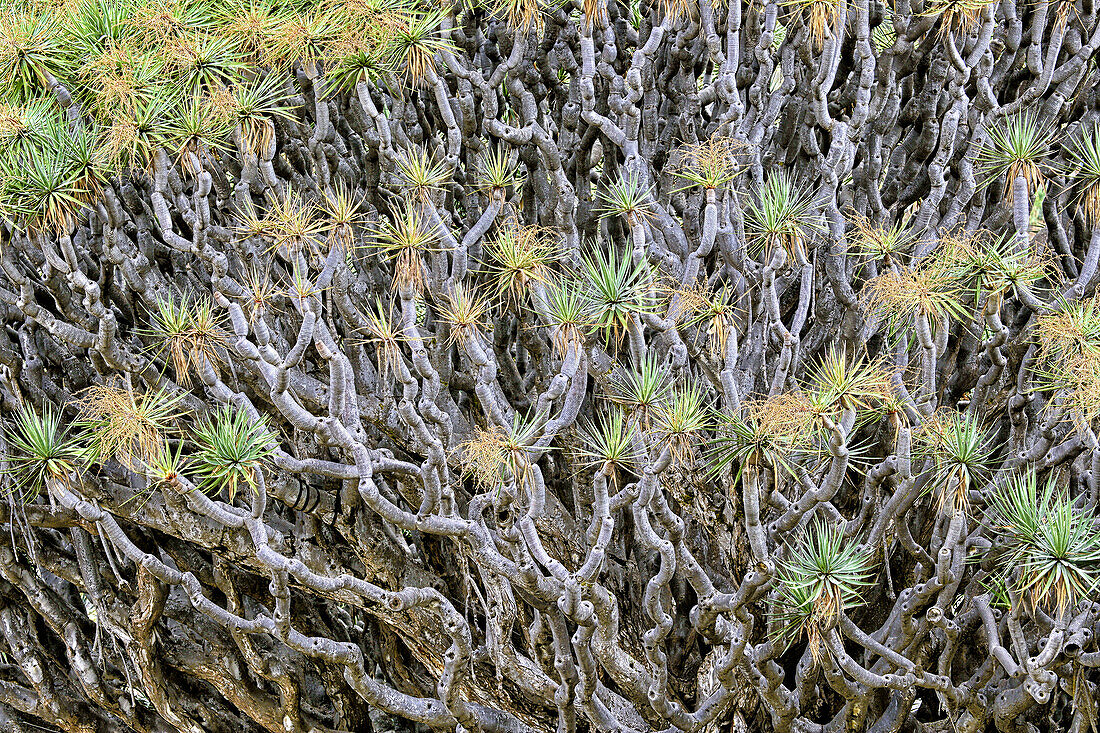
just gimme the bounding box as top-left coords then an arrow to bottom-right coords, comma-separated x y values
1,0 -> 1100,731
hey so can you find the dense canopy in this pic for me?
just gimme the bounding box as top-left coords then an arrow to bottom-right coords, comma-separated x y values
1,0 -> 1100,731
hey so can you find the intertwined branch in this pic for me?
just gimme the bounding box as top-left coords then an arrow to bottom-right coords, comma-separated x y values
1,0 -> 1100,731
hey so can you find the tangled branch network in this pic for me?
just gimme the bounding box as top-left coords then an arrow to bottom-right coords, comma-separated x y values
3,0 -> 1100,730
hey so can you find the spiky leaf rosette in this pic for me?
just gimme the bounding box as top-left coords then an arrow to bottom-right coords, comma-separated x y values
396,147 -> 450,201
459,413 -> 547,492
390,8 -> 454,85
143,292 -> 225,387
543,276 -> 593,358
1032,294 -> 1100,429
781,0 -> 849,49
3,403 -> 83,499
0,7 -> 62,103
920,0 -> 998,37
78,384 -> 186,472
372,204 -> 441,293
475,146 -> 524,195
861,256 -> 970,342
678,282 -> 739,358
986,472 -> 1100,617
743,170 -> 823,262
949,231 -> 1050,302
773,522 -> 874,661
914,411 -> 994,513
605,353 -> 673,423
705,398 -> 813,485
975,113 -> 1056,204
573,406 -> 640,482
651,384 -> 710,463
482,220 -> 558,308
672,136 -> 745,192
1065,125 -> 1100,225
804,349 -> 893,414
192,404 -> 274,502
435,281 -> 491,348
597,171 -> 654,224
580,245 -> 657,347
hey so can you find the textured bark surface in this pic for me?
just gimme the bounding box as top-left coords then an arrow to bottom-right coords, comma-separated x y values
1,0 -> 1100,731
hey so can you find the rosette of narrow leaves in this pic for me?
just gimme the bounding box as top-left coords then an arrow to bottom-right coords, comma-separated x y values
167,92 -> 234,176
355,297 -> 406,382
436,282 -> 491,349
60,126 -> 111,201
1035,294 -> 1100,367
847,212 -> 913,263
167,31 -> 245,92
543,277 -> 593,358
0,97 -> 61,156
574,406 -> 640,483
192,404 -> 274,501
260,9 -> 338,70
914,411 -> 993,513
950,232 -> 1049,303
580,246 -> 656,347
79,384 -> 185,472
229,73 -> 297,154
264,184 -> 327,255
652,384 -> 711,463
145,294 -> 193,381
975,113 -> 1057,205
76,43 -> 166,121
773,522 -> 874,660
321,185 -> 366,253
921,0 -> 997,37
1032,294 -> 1100,428
61,0 -> 135,68
101,87 -> 176,169
986,472 -> 1100,617
475,146 -> 524,195
0,144 -> 89,233
1031,355 -> 1100,432
142,292 -> 225,387
0,8 -> 62,102
371,204 -> 440,293
214,0 -> 290,63
804,349 -> 893,415
597,171 -> 654,225
4,404 -> 84,499
459,413 -> 546,491
672,136 -> 745,192
139,436 -> 188,490
744,171 -> 823,261
390,8 -> 454,85
237,262 -> 278,324
1065,125 -> 1100,225
705,399 -> 808,485
396,147 -> 450,202
681,283 -> 739,358
605,353 -> 673,427
127,0 -> 215,46
782,0 -> 848,49
284,262 -> 327,305
482,221 -> 557,309
861,261 -> 969,341
1,105 -> 102,231
328,45 -> 393,93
